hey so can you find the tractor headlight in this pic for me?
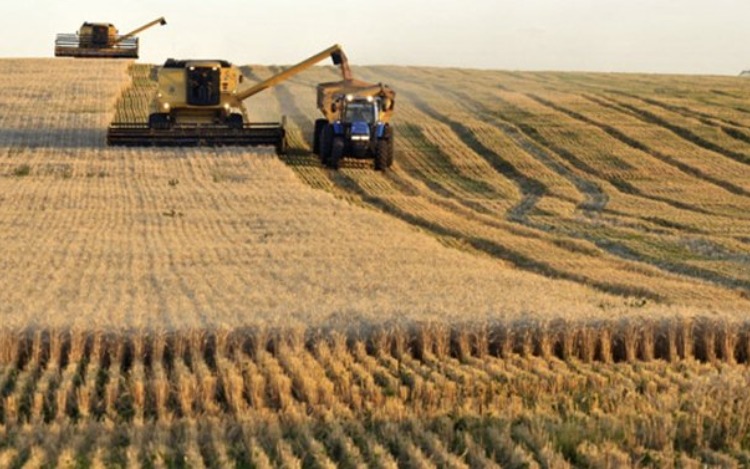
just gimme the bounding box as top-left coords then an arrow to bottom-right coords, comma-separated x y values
346,94 -> 354,102
366,96 -> 374,102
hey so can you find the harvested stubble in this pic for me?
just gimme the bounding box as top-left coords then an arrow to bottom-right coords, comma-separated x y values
251,64 -> 750,310
1,58 -> 750,466
1,60 -> 704,333
1,321 -> 750,466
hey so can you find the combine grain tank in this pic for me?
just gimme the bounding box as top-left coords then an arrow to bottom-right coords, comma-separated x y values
107,44 -> 348,152
312,50 -> 396,170
55,17 -> 166,59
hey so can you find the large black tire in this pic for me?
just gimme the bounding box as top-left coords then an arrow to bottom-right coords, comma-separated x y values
374,126 -> 394,171
312,119 -> 327,155
319,124 -> 334,166
148,113 -> 170,130
374,140 -> 389,171
386,128 -> 395,168
329,137 -> 344,170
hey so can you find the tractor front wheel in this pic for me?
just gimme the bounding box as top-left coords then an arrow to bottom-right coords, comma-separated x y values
329,137 -> 345,170
319,124 -> 334,166
313,119 -> 327,155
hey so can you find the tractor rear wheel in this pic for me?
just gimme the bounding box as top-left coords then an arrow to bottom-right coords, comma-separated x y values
312,119 -> 327,155
374,141 -> 388,170
386,129 -> 395,167
374,126 -> 394,171
374,140 -> 390,171
329,137 -> 344,170
319,124 -> 334,166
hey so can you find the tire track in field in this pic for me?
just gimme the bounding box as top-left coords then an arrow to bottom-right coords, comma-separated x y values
468,76 -> 739,218
484,89 -> 750,291
270,68 -> 512,219
539,72 -> 750,144
485,89 -> 726,218
394,86 -> 688,238
594,94 -> 750,167
405,68 -> 745,229
367,67 -> 609,215
578,94 -> 750,214
634,94 -> 750,132
354,68 -> 750,299
327,169 -> 662,300
342,167 -> 683,302
245,65 -> 741,301
424,68 -> 750,213
595,239 -> 750,291
370,68 -> 692,270
397,123 -> 507,215
400,89 -> 547,221
526,93 -> 750,198
332,67 -> 736,298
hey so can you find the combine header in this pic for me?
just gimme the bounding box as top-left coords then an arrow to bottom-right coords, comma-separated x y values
55,17 -> 166,59
107,44 -> 348,152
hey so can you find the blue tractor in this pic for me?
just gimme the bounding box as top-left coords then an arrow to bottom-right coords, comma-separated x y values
313,81 -> 396,171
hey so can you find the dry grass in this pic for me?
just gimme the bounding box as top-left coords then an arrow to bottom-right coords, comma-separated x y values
0,61 -> 698,334
1,324 -> 750,466
0,59 -> 749,465
255,64 -> 750,310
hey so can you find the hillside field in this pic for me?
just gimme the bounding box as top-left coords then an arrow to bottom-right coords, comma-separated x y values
0,58 -> 749,466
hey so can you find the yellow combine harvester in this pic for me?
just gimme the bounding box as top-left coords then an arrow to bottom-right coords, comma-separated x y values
55,17 -> 167,59
107,44 -> 348,151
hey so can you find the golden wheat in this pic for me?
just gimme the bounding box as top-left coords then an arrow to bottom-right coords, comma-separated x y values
1,58 -> 750,466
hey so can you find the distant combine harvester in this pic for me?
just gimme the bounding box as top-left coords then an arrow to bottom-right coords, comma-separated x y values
54,17 -> 167,59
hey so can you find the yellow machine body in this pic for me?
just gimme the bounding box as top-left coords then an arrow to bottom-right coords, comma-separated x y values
108,44 -> 348,149
317,79 -> 396,124
154,60 -> 245,125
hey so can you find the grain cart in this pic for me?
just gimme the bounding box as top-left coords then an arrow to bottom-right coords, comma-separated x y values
107,44 -> 348,151
312,50 -> 396,170
55,17 -> 167,59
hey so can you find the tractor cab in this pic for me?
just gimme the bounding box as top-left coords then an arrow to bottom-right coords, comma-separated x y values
338,95 -> 383,147
343,97 -> 378,125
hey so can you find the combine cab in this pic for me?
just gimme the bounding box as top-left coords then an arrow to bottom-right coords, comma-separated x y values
107,44 -> 347,152
55,17 -> 166,59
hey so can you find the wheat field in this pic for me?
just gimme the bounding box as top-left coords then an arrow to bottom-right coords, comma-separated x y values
0,58 -> 749,466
